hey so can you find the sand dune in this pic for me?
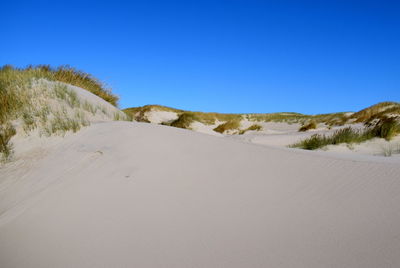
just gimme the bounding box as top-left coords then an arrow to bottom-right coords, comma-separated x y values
1,121 -> 400,267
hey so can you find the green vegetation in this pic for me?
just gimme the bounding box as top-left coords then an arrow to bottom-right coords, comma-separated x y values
291,118 -> 400,150
0,65 -> 125,161
169,112 -> 198,129
298,121 -> 317,132
372,117 -> 400,141
1,65 -> 118,106
44,111 -> 89,136
349,102 -> 400,123
54,83 -> 81,108
213,120 -> 241,134
0,123 -> 16,161
125,105 -> 355,130
239,124 -> 263,135
124,105 -> 241,125
247,112 -> 309,123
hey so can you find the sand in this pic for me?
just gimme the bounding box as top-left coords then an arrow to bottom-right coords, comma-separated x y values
1,121 -> 400,267
1,82 -> 400,267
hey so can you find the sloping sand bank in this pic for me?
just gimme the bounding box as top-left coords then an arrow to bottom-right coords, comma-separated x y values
1,122 -> 400,267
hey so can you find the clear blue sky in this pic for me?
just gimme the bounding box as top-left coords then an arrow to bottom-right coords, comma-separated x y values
1,0 -> 399,114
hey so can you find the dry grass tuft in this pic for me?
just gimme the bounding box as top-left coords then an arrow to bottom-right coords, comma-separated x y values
239,124 -> 263,135
299,121 -> 317,132
169,112 -> 197,129
291,118 -> 400,150
0,123 -> 16,161
213,120 -> 241,134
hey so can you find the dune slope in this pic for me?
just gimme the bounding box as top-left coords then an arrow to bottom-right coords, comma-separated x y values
0,122 -> 400,267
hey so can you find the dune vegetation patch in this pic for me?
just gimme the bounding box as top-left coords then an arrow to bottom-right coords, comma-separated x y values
291,118 -> 400,150
0,123 -> 16,161
238,124 -> 263,135
168,112 -> 198,129
381,142 -> 400,157
298,121 -> 317,132
349,102 -> 400,123
213,119 -> 241,134
1,65 -> 119,106
247,112 -> 309,124
0,65 -> 127,161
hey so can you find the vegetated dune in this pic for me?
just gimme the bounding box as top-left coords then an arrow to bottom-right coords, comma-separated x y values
1,121 -> 400,267
0,79 -> 129,162
125,102 -> 400,128
124,103 -> 400,156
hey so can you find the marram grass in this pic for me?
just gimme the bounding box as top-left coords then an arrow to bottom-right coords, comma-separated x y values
1,65 -> 118,106
291,118 -> 400,150
0,65 -> 124,161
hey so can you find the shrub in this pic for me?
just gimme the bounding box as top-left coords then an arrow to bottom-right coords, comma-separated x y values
298,121 -> 317,132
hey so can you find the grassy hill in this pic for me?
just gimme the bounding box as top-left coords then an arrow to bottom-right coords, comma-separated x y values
0,65 -> 128,161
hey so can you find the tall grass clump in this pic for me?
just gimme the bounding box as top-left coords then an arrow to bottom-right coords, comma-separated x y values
239,124 -> 263,135
44,115 -> 88,136
371,117 -> 400,141
298,121 -> 317,132
213,119 -> 241,134
0,66 -> 26,160
169,112 -> 198,129
291,127 -> 370,150
291,118 -> 400,150
0,123 -> 16,161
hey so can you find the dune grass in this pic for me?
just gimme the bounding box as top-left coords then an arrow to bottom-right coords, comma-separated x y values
0,65 -> 124,161
0,123 -> 16,161
238,124 -> 263,135
349,102 -> 400,123
298,121 -> 317,132
1,65 -> 118,106
44,111 -> 89,136
381,142 -> 400,157
169,112 -> 198,129
291,118 -> 400,150
213,119 -> 241,134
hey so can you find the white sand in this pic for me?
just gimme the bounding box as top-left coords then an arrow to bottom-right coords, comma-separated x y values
1,83 -> 400,267
190,121 -> 223,136
1,121 -> 400,267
